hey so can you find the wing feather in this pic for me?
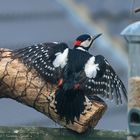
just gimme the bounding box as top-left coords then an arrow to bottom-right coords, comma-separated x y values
81,55 -> 127,105
12,42 -> 69,84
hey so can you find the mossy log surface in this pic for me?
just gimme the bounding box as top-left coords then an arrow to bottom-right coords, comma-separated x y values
0,48 -> 107,133
0,126 -> 127,140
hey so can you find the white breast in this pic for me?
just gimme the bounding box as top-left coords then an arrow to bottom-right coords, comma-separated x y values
53,48 -> 69,68
84,56 -> 100,78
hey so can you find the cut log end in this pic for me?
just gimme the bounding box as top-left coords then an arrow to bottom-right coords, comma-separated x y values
0,48 -> 107,133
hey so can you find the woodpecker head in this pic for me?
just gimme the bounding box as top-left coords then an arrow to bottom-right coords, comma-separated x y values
74,34 -> 102,51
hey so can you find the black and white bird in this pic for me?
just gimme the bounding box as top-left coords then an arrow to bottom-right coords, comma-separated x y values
13,34 -> 127,123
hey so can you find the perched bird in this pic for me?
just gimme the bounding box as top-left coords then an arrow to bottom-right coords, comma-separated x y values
13,34 -> 127,123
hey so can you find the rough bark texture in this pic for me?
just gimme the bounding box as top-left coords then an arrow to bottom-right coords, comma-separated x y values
0,48 -> 107,133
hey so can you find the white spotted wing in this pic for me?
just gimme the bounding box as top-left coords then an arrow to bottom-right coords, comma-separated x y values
80,55 -> 127,105
13,42 -> 69,84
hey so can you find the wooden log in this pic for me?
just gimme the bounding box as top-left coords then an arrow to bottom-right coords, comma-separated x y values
0,48 -> 107,133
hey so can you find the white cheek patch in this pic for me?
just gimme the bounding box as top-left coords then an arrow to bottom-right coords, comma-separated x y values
84,56 -> 100,78
53,48 -> 69,68
80,40 -> 92,48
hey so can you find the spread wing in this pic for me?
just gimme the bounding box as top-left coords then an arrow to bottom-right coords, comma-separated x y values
79,55 -> 127,105
12,42 -> 69,84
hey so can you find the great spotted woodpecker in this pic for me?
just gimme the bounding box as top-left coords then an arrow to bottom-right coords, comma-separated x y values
13,34 -> 127,123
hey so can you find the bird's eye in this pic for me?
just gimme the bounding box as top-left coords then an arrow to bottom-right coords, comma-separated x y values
88,38 -> 91,41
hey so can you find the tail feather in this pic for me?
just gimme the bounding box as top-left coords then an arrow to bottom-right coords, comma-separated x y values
55,88 -> 85,124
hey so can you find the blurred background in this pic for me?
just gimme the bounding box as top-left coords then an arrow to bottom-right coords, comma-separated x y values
0,0 -> 139,131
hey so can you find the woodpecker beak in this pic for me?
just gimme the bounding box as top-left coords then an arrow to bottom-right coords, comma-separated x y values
88,34 -> 102,48
92,33 -> 102,41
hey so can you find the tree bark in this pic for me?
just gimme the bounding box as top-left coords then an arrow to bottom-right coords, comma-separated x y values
0,48 -> 107,133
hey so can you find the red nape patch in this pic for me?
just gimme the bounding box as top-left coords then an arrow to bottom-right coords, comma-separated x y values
74,40 -> 81,46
